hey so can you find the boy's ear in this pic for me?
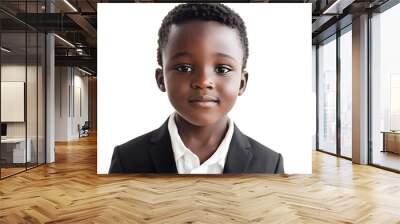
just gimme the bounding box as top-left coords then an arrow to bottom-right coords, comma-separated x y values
238,71 -> 248,96
155,68 -> 166,92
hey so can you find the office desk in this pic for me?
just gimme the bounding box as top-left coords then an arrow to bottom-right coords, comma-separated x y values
1,138 -> 31,163
381,131 -> 400,154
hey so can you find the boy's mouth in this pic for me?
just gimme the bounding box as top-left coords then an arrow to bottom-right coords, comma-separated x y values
188,95 -> 219,107
189,95 -> 219,102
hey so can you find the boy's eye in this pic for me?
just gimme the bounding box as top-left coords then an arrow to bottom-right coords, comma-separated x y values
175,64 -> 193,73
215,65 -> 232,74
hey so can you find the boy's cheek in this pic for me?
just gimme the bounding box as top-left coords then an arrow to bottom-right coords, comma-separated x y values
222,80 -> 243,93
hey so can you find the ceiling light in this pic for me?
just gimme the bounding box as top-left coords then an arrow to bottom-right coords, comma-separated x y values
76,48 -> 84,55
78,67 -> 93,76
1,47 -> 11,53
322,0 -> 355,15
54,34 -> 75,48
63,0 -> 78,12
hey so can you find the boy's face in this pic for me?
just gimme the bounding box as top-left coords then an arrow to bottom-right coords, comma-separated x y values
156,21 -> 248,126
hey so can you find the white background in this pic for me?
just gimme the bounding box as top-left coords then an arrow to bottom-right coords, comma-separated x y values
98,3 -> 312,174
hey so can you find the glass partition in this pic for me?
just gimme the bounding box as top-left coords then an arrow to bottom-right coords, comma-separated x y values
27,31 -> 38,169
26,0 -> 42,170
0,1 -> 46,179
1,31 -> 28,177
317,35 -> 337,155
38,32 -> 45,165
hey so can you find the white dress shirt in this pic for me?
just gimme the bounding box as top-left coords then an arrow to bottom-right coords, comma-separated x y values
168,113 -> 234,174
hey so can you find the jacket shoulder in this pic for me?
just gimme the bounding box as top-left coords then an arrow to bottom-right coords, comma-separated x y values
116,130 -> 154,153
246,136 -> 284,173
110,130 -> 156,173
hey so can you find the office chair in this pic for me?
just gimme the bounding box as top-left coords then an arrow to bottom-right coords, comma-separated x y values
79,121 -> 90,138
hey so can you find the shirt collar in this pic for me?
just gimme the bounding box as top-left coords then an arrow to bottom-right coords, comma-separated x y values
167,112 -> 234,168
168,113 -> 189,162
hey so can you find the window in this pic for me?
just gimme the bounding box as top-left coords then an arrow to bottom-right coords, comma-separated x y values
318,36 -> 337,155
370,2 -> 400,171
339,28 -> 352,158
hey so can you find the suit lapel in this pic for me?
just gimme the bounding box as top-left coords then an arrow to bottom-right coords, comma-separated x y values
223,125 -> 253,173
148,119 -> 178,173
148,119 -> 252,174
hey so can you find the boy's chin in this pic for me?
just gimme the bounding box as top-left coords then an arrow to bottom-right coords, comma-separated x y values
178,113 -> 226,127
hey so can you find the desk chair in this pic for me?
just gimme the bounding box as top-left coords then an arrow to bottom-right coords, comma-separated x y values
79,121 -> 90,138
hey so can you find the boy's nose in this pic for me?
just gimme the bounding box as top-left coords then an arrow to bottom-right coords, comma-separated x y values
191,68 -> 215,89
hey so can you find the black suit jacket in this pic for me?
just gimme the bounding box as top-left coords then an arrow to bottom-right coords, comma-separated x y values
109,119 -> 284,174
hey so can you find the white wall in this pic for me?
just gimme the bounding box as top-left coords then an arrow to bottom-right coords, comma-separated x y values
55,67 -> 89,141
73,73 -> 89,137
55,66 -> 69,141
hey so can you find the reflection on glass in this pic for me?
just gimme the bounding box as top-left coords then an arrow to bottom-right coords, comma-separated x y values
1,32 -> 27,177
371,3 -> 400,171
38,32 -> 46,165
27,32 -> 38,169
390,75 -> 400,130
318,37 -> 337,154
340,29 -> 352,158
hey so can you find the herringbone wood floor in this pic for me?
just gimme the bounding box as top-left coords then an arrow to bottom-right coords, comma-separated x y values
1,134 -> 400,223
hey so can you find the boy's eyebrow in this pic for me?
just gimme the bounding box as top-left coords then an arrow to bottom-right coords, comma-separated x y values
170,52 -> 239,63
214,52 -> 238,62
171,52 -> 192,60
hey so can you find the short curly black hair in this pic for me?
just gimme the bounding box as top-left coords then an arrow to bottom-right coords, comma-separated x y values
157,3 -> 249,70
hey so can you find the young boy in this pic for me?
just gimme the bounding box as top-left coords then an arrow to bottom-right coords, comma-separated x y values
109,3 -> 284,174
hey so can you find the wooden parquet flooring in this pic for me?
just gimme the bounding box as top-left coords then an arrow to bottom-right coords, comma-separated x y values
1,134 -> 400,223
1,167 -> 26,178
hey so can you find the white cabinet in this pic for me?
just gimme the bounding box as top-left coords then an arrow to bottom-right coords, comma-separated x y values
1,138 -> 32,163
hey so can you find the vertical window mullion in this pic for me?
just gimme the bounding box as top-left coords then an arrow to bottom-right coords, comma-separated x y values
36,0 -> 39,167
316,45 -> 320,151
25,0 -> 28,171
367,11 -> 373,165
336,29 -> 341,157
